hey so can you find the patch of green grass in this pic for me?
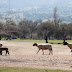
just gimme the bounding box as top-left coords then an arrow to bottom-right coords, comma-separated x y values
2,38 -> 72,44
5,38 -> 46,43
0,67 -> 71,72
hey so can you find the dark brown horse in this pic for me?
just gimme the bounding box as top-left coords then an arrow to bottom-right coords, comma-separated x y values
0,44 -> 9,55
0,47 -> 9,55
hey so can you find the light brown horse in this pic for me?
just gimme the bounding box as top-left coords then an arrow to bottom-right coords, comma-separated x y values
33,43 -> 53,55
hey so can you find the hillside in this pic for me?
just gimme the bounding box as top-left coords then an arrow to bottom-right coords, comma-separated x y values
0,0 -> 72,22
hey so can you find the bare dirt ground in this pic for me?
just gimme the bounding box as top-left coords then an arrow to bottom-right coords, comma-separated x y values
0,41 -> 72,70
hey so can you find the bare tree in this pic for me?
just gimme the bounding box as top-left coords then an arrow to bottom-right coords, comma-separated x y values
53,7 -> 59,26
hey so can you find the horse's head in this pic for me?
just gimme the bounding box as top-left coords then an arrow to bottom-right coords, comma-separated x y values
33,43 -> 37,46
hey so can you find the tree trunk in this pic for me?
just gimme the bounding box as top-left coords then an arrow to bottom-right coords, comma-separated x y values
0,36 -> 1,40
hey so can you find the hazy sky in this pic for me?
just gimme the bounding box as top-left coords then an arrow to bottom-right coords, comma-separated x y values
10,0 -> 51,8
0,0 -> 58,8
0,0 -> 70,10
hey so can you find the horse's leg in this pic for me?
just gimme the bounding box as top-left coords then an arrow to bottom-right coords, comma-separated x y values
49,50 -> 51,55
37,49 -> 40,54
71,49 -> 72,52
8,50 -> 9,55
5,50 -> 7,55
1,51 -> 2,55
0,50 -> 2,55
49,50 -> 53,55
0,51 -> 2,55
42,50 -> 44,55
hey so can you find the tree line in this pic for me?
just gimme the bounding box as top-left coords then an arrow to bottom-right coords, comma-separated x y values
0,19 -> 72,40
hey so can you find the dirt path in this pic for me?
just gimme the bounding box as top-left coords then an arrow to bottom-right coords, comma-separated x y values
0,41 -> 72,70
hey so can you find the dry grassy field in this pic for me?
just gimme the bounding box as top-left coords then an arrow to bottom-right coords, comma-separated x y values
0,41 -> 72,71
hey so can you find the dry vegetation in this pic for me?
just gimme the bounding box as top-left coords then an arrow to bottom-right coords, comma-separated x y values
0,41 -> 72,71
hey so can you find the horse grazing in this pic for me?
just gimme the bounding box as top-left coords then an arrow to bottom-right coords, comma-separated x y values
0,47 -> 9,55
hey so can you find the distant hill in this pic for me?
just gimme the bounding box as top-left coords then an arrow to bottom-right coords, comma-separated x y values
0,0 -> 72,22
